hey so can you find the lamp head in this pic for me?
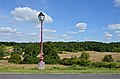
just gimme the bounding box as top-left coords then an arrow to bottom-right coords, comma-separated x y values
38,12 -> 45,21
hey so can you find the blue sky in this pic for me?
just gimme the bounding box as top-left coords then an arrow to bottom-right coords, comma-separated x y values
0,0 -> 120,42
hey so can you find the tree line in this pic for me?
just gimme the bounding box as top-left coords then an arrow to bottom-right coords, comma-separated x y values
0,41 -> 120,52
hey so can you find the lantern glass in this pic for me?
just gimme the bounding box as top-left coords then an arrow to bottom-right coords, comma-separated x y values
38,12 -> 45,21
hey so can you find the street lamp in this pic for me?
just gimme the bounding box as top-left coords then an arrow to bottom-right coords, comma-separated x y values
38,12 -> 45,70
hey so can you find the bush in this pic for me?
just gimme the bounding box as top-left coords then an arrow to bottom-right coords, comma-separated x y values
23,56 -> 39,64
102,55 -> 114,62
43,43 -> 60,64
80,51 -> 90,59
92,62 -> 117,68
8,53 -> 22,64
92,62 -> 108,68
79,58 -> 91,67
107,62 -> 117,68
60,58 -> 72,65
44,54 -> 60,64
0,45 -> 6,59
69,64 -> 87,70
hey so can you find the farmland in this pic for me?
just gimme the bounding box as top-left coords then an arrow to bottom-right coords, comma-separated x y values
58,51 -> 120,61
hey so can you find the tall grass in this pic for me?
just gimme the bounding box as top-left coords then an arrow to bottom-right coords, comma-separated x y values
0,65 -> 120,74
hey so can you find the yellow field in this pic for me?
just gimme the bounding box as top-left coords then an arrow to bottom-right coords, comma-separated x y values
58,51 -> 120,62
0,60 -> 68,69
0,51 -> 120,69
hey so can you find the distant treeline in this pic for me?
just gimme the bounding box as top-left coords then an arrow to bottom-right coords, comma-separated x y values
0,41 -> 120,52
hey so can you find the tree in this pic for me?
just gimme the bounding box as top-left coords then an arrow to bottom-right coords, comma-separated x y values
80,51 -> 90,59
43,42 -> 60,64
0,45 -> 6,59
13,45 -> 23,55
23,56 -> 39,64
102,55 -> 114,62
8,53 -> 22,64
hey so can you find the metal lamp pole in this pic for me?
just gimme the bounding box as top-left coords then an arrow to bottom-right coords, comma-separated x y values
38,12 -> 45,70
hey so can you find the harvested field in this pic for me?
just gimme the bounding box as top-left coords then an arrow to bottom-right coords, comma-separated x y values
58,51 -> 120,61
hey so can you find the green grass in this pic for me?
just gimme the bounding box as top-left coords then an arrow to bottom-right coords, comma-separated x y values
5,46 -> 13,50
0,66 -> 120,74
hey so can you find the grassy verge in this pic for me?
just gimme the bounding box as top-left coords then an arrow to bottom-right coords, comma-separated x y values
0,66 -> 120,74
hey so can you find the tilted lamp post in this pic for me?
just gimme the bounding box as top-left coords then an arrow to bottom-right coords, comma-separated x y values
38,12 -> 45,70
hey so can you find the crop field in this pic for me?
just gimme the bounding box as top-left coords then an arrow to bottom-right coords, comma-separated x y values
58,51 -> 120,61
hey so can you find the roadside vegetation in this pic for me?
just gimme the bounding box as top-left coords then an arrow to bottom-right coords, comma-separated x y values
0,41 -> 120,73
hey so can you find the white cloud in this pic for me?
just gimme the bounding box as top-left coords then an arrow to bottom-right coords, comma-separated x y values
27,33 -> 37,36
34,24 -> 56,33
103,32 -> 112,39
0,27 -> 24,37
34,24 -> 41,28
15,32 -> 21,34
66,31 -> 78,34
115,31 -> 120,33
75,22 -> 87,32
15,31 -> 24,37
61,35 -> 71,40
43,29 -> 56,33
84,37 -> 90,41
108,24 -> 120,30
0,27 -> 17,35
16,34 -> 24,37
114,0 -> 120,7
11,7 -> 53,23
61,35 -> 67,37
44,36 -> 53,40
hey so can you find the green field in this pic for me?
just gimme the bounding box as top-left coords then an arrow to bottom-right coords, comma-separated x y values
0,60 -> 120,74
0,66 -> 120,74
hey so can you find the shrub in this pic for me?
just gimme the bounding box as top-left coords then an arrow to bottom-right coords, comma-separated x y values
44,54 -> 60,64
0,45 -> 6,59
79,58 -> 91,67
102,55 -> 114,62
8,53 -> 22,64
92,62 -> 108,68
69,64 -> 87,70
43,43 -> 60,64
80,51 -> 90,60
107,62 -> 117,68
23,56 -> 39,64
60,58 -> 72,65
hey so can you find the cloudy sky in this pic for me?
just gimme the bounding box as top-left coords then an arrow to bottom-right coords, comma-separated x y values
0,0 -> 120,42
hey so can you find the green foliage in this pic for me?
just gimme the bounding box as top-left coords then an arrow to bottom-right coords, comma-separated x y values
1,41 -> 120,52
13,45 -> 22,55
61,58 -> 72,65
22,43 -> 39,58
0,45 -> 6,59
92,62 -> 117,68
69,64 -> 87,70
80,51 -> 90,59
114,48 -> 120,53
92,62 -> 108,68
61,52 -> 91,67
1,41 -> 120,66
102,55 -> 114,62
23,56 -> 39,64
44,42 -> 60,64
20,43 -> 40,64
8,53 -> 22,64
79,58 -> 91,67
107,62 -> 117,68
